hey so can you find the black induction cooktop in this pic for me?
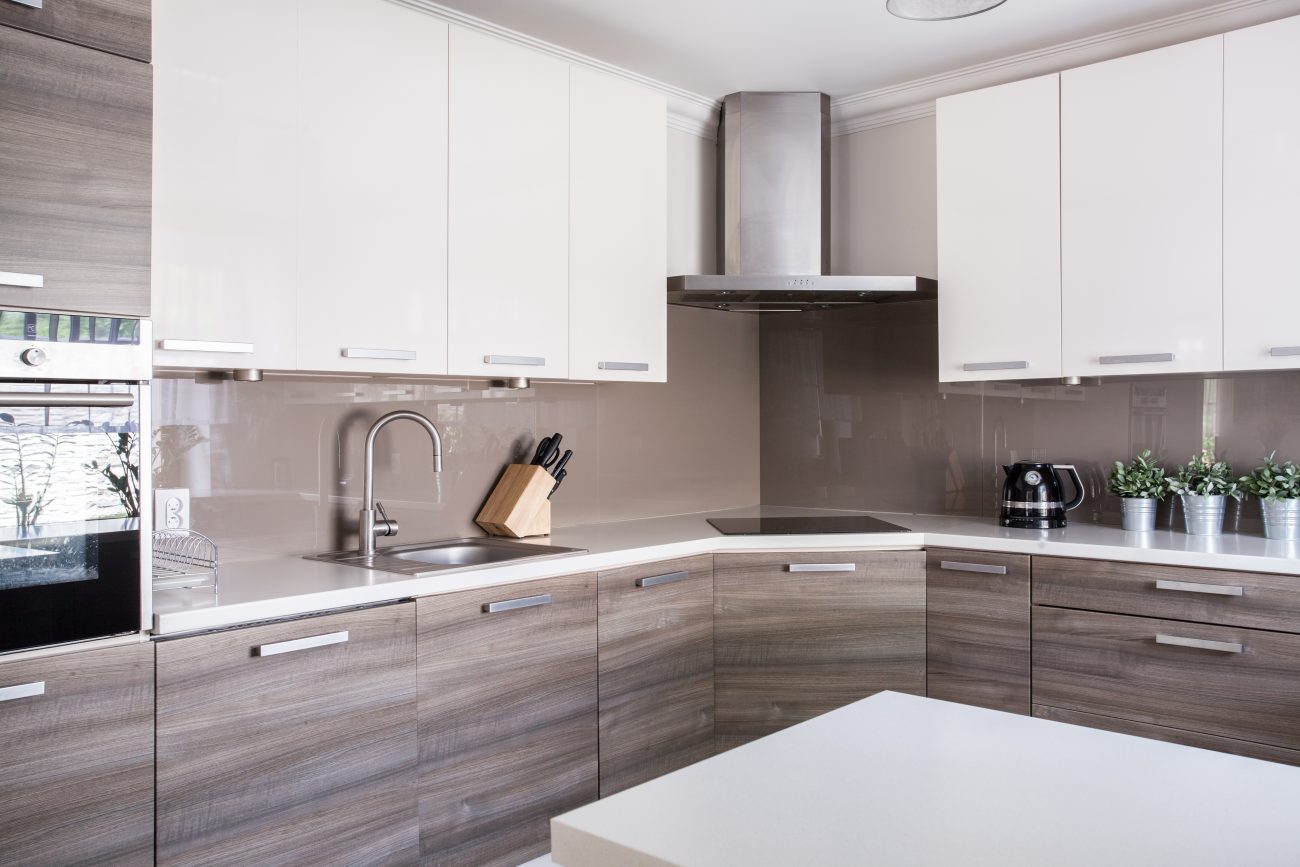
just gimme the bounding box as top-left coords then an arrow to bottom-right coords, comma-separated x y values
706,515 -> 912,535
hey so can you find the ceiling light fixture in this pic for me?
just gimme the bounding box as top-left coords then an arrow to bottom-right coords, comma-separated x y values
886,0 -> 1007,21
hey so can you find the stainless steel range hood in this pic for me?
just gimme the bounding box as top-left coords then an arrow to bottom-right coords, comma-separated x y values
668,92 -> 936,312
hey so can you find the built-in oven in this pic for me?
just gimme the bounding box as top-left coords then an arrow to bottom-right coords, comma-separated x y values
0,310 -> 151,655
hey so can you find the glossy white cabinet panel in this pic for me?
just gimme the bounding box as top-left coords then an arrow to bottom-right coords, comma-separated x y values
447,28 -> 570,380
295,0 -> 449,375
1224,16 -> 1300,372
152,0 -> 298,371
1061,37 -> 1224,378
569,68 -> 667,382
937,74 -> 1061,383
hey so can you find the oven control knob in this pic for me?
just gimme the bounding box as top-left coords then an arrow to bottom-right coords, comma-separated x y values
20,347 -> 47,367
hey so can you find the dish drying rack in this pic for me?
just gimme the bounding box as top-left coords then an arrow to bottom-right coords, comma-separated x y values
152,529 -> 218,591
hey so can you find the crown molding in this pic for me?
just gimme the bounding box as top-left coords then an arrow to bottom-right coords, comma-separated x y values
830,0 -> 1300,136
387,0 -> 720,139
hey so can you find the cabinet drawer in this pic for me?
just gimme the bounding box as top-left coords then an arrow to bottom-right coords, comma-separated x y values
0,0 -> 150,62
1033,606 -> 1300,752
1033,556 -> 1300,633
926,548 -> 1030,714
597,555 -> 713,796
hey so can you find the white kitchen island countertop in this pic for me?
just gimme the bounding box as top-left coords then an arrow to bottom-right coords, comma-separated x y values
551,691 -> 1300,867
152,505 -> 1300,635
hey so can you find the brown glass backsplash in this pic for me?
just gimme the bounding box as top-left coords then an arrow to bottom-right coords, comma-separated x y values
154,307 -> 759,561
760,301 -> 1300,532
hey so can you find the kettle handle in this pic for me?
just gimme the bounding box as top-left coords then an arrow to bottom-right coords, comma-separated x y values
1054,464 -> 1085,511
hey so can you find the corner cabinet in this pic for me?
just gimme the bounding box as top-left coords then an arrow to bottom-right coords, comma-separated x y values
936,74 -> 1061,382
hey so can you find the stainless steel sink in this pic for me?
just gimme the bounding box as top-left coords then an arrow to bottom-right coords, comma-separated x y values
305,537 -> 587,577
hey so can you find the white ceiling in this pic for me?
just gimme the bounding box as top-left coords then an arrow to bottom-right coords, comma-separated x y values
434,0 -> 1242,98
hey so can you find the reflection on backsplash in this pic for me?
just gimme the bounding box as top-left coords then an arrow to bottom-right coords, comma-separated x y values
761,301 -> 1300,534
154,307 -> 760,562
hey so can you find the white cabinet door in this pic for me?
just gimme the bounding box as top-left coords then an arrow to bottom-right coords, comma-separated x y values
152,0 -> 298,371
569,68 -> 667,382
1224,16 -> 1300,372
1061,37 -> 1224,378
296,0 -> 448,375
447,28 -> 570,380
936,74 -> 1061,383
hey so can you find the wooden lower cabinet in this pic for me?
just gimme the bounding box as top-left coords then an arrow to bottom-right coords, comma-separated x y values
155,603 -> 419,867
714,550 -> 926,751
0,0 -> 151,62
0,641 -> 154,866
926,548 -> 1030,714
597,555 -> 714,796
416,573 -> 599,867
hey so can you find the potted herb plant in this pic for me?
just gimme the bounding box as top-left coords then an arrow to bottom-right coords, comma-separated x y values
1107,449 -> 1168,532
1166,438 -> 1241,536
1239,453 -> 1300,541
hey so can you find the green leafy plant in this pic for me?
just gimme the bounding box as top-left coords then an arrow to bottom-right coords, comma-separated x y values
1239,452 -> 1300,502
85,431 -> 140,518
1108,450 -> 1169,500
1167,437 -> 1241,499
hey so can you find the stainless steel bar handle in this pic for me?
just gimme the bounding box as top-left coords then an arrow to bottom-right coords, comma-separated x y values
342,348 -> 416,361
5,0 -> 44,8
940,560 -> 1008,575
255,630 -> 349,657
636,570 -> 690,588
483,593 -> 552,614
787,563 -> 857,573
0,681 -> 45,703
483,355 -> 545,366
1155,634 -> 1243,654
0,270 -> 43,288
962,361 -> 1028,372
1099,353 -> 1175,365
1154,579 -> 1244,597
598,361 -> 650,372
0,392 -> 135,408
1269,346 -> 1300,358
158,339 -> 254,354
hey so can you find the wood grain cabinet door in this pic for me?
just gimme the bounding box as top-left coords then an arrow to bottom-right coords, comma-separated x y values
0,0 -> 149,61
417,573 -> 598,867
926,548 -> 1030,714
714,550 -> 926,751
0,641 -> 154,866
597,555 -> 713,796
0,25 -> 150,317
156,604 -> 419,867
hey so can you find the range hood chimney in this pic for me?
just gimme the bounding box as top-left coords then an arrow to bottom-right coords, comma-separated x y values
667,92 -> 936,312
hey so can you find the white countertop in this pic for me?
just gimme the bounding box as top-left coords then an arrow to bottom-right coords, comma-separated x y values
152,506 -> 1300,635
551,691 -> 1300,866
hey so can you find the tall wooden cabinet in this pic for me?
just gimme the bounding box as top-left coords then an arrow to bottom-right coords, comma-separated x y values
0,642 -> 154,866
714,550 -> 926,751
0,0 -> 150,61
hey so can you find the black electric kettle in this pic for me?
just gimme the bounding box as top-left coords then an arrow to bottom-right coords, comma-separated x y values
1000,461 -> 1085,529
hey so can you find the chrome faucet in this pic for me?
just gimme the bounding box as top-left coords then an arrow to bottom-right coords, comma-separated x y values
359,410 -> 443,557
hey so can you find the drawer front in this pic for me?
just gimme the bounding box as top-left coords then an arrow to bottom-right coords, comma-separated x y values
597,555 -> 714,797
1033,606 -> 1300,751
0,641 -> 154,866
926,548 -> 1031,714
0,0 -> 150,62
1033,556 -> 1300,633
1034,705 -> 1300,767
156,603 -> 418,867
417,573 -> 598,867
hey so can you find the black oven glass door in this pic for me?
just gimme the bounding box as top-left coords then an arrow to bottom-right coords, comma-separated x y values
0,382 -> 143,653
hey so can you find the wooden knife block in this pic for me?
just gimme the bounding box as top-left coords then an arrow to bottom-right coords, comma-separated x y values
476,464 -> 553,538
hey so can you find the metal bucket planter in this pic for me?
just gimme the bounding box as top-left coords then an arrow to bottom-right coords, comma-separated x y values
1120,498 -> 1158,532
1261,498 -> 1300,542
1181,494 -> 1227,536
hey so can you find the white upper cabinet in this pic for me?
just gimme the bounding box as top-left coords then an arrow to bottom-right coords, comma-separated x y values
295,0 -> 449,376
1224,16 -> 1300,371
1061,36 -> 1224,378
568,68 -> 668,382
447,28 -> 570,380
152,0 -> 298,372
937,74 -> 1061,383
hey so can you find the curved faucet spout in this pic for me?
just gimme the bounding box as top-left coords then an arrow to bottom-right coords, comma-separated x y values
359,410 -> 444,556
